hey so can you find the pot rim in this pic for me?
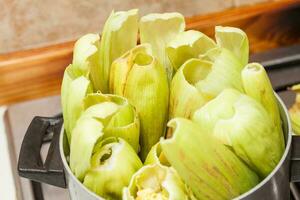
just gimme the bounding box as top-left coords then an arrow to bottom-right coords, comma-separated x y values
59,93 -> 292,200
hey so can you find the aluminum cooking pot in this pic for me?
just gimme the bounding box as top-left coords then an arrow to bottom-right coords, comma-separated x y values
18,95 -> 300,200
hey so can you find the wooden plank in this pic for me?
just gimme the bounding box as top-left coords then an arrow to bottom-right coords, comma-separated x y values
0,0 -> 300,105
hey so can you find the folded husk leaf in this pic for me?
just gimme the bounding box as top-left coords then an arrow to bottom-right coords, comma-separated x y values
166,30 -> 216,71
99,9 -> 139,93
160,118 -> 259,200
61,65 -> 93,142
215,26 -> 249,67
192,89 -> 283,177
84,137 -> 142,199
195,48 -> 244,98
289,84 -> 300,134
72,33 -> 100,77
169,58 -> 212,119
144,143 -> 170,166
139,12 -> 185,80
84,93 -> 140,152
242,62 -> 285,150
123,164 -> 190,200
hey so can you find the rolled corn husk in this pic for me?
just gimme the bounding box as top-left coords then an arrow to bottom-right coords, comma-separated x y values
242,62 -> 285,150
169,59 -> 211,119
166,30 -> 216,71
123,163 -> 190,200
99,9 -> 139,93
289,84 -> 300,134
160,118 -> 259,200
84,137 -> 142,199
192,89 -> 284,177
139,12 -> 185,80
110,44 -> 169,160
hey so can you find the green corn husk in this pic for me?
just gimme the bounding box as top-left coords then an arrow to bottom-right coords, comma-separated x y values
215,26 -> 249,67
139,12 -> 185,80
289,84 -> 300,134
170,48 -> 244,119
61,65 -> 93,142
123,163 -> 190,200
144,143 -> 170,166
72,33 -> 99,77
169,59 -> 211,119
160,118 -> 259,200
166,30 -> 216,71
83,93 -> 140,152
192,89 -> 284,177
110,44 -> 169,160
242,62 -> 285,151
84,137 -> 142,200
70,102 -> 119,181
99,9 -> 139,93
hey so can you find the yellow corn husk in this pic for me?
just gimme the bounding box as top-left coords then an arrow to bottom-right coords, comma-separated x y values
289,84 -> 300,134
61,65 -> 93,142
123,164 -> 190,200
144,143 -> 170,166
109,44 -> 152,96
139,12 -> 185,80
192,89 -> 284,177
166,30 -> 216,71
215,26 -> 249,67
160,118 -> 259,200
99,9 -> 139,93
83,93 -> 140,152
109,45 -> 169,160
242,62 -> 285,151
84,137 -> 142,199
169,59 -> 211,119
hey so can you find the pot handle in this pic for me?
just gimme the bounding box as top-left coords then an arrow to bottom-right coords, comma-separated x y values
291,135 -> 300,182
18,115 -> 67,188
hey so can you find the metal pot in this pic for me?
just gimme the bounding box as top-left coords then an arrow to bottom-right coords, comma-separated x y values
18,95 -> 300,200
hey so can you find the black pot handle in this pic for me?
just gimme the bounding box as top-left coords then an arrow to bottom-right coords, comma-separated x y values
18,115 -> 67,188
291,135 -> 300,182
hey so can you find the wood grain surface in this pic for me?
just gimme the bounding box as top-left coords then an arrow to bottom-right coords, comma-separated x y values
1,0 -> 300,105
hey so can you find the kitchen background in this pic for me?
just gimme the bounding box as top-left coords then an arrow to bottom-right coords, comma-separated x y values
1,0 -> 269,54
1,0 -> 300,200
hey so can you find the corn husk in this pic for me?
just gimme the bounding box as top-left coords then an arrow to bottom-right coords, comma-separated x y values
192,89 -> 284,177
169,59 -> 211,119
83,93 -> 140,152
242,62 -> 285,150
144,143 -> 170,166
166,30 -> 216,71
170,48 -> 244,119
84,137 -> 142,199
110,44 -> 169,160
215,26 -> 249,67
289,84 -> 300,134
123,164 -> 190,200
61,65 -> 93,142
160,118 -> 259,200
139,12 -> 185,80
99,9 -> 139,93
